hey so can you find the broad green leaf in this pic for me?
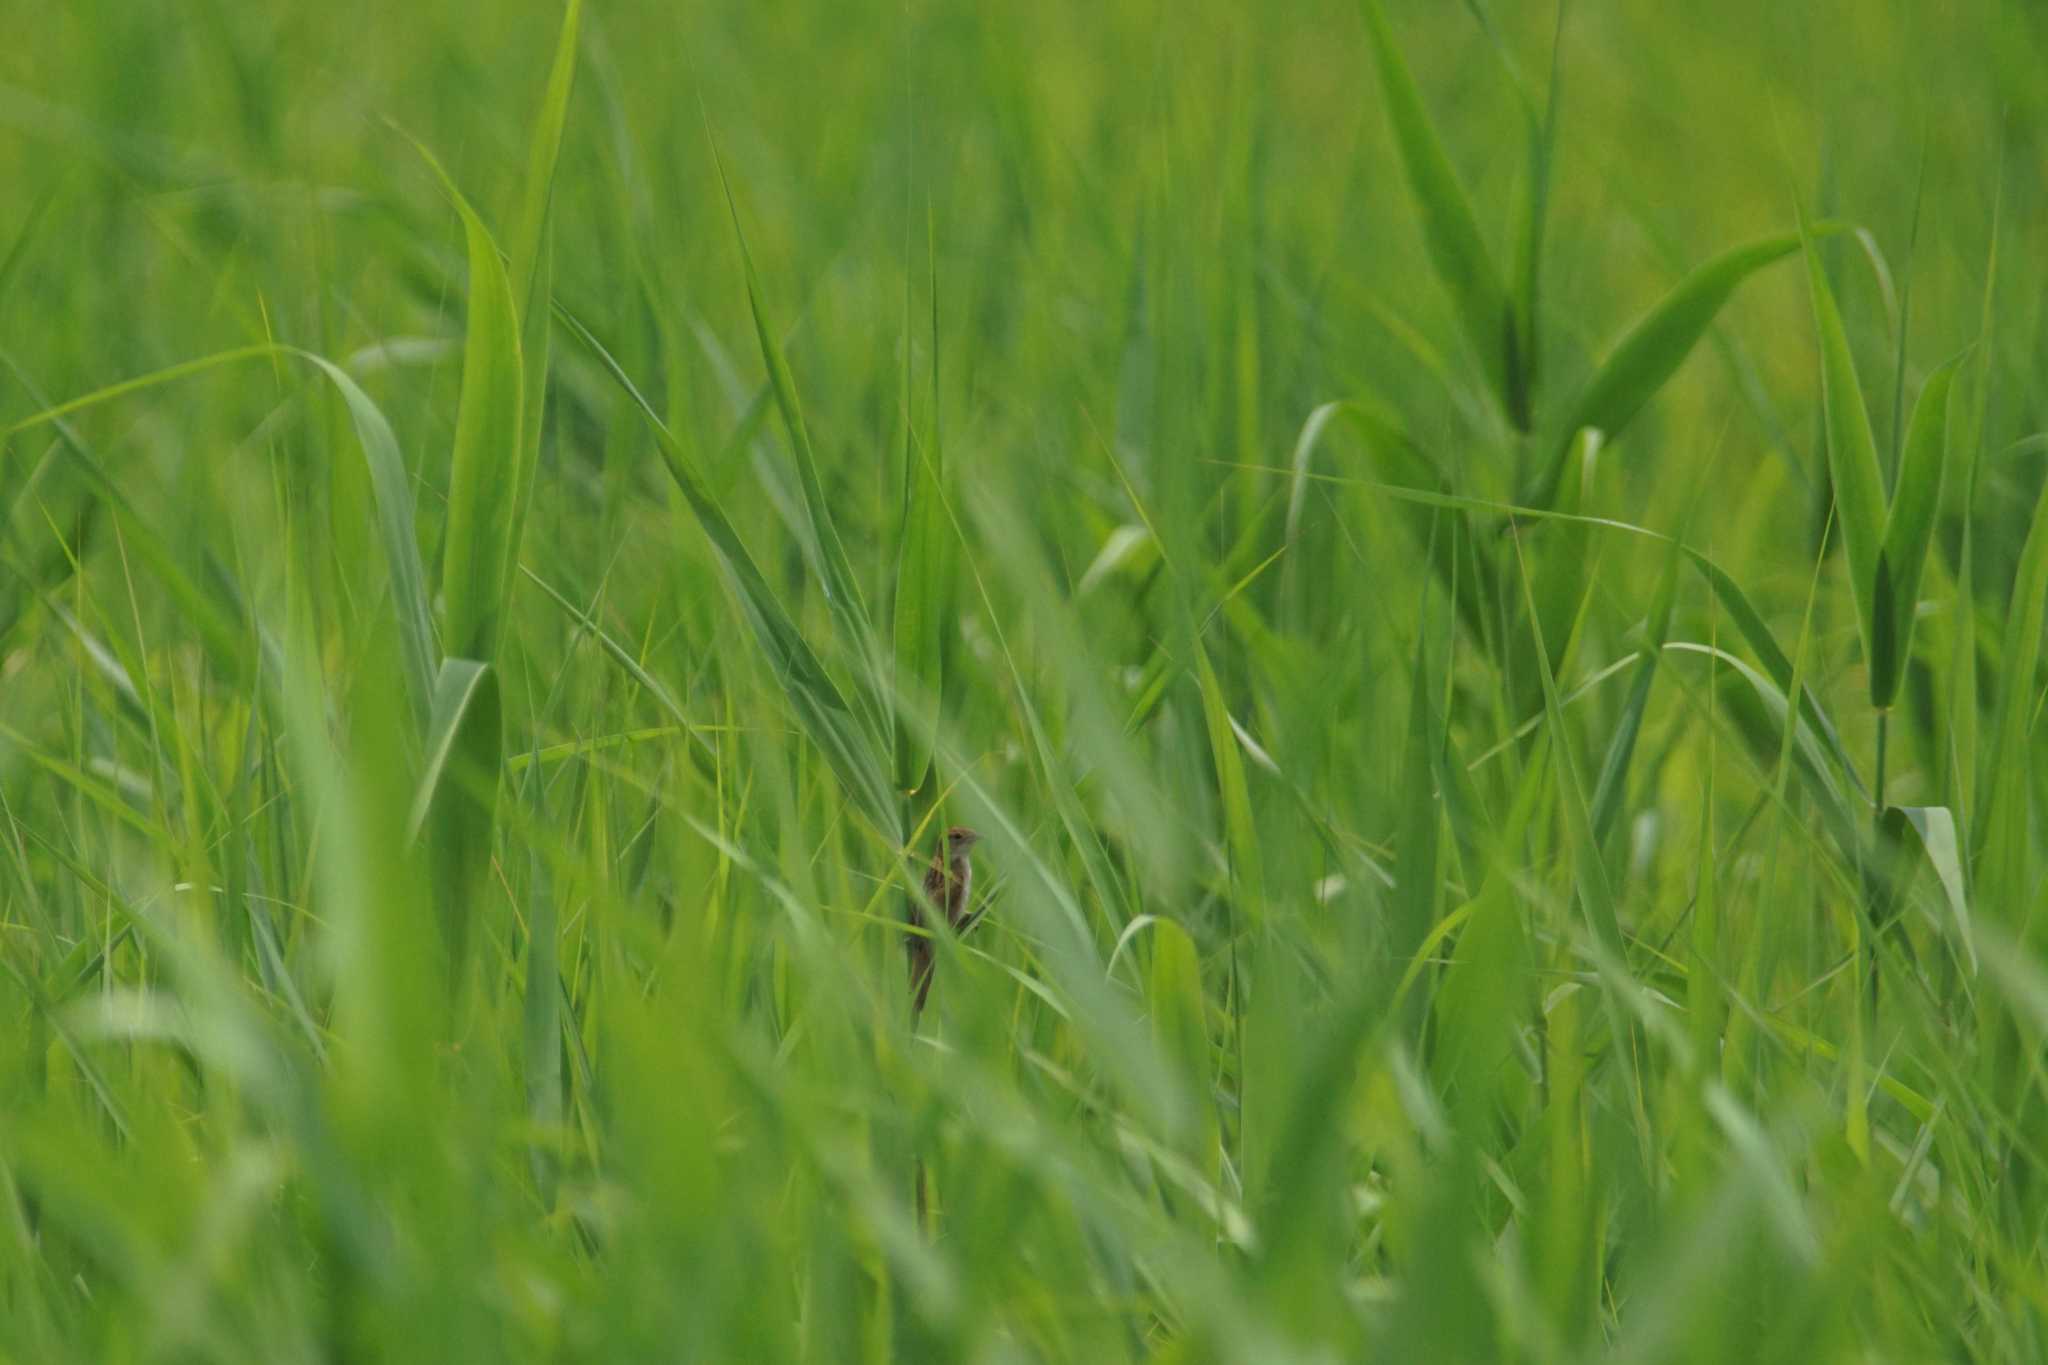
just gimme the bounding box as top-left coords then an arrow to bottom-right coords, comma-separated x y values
1358,0 -> 1521,428
1147,918 -> 1214,1150
411,140 -> 526,666
1430,883 -> 1531,1127
1540,233 -> 1806,505
1803,224 -> 1887,690
1871,353 -> 1963,709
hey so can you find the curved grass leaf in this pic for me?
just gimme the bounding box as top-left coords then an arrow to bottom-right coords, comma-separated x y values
1888,805 -> 1973,972
708,137 -> 877,660
1545,234 -> 1803,495
1670,641 -> 1860,866
3,345 -> 437,721
1681,548 -> 1863,799
410,139 -> 525,666
407,657 -> 500,841
1358,0 -> 1521,428
556,304 -> 900,844
1589,534 -> 1681,843
297,355 -> 438,725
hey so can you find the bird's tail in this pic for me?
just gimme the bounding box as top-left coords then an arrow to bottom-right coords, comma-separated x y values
908,937 -> 935,1024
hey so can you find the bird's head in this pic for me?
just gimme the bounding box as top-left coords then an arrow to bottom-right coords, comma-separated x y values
944,826 -> 981,855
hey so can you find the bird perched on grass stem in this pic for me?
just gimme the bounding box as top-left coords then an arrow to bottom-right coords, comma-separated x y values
907,826 -> 980,1023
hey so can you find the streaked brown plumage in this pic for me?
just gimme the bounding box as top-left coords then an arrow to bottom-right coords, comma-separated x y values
907,826 -> 979,1020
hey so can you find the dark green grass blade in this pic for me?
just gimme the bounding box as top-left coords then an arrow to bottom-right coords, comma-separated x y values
706,133 -> 879,662
1358,0 -> 1520,428
1871,353 -> 1964,709
1802,218 -> 1887,694
893,218 -> 948,797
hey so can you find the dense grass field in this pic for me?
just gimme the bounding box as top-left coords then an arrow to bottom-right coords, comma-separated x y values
4,1 -> 2048,1359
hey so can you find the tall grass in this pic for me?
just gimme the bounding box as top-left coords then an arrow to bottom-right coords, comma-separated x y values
2,0 -> 2047,1360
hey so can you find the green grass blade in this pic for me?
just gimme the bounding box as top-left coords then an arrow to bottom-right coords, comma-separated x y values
406,657 -> 499,842
1682,547 -> 1864,797
1871,352 -> 1964,709
1509,531 -> 1621,956
707,135 -> 878,661
1891,805 -> 1973,972
507,0 -> 580,327
892,220 -> 947,797
1146,918 -> 1216,1159
296,355 -> 438,727
1392,620 -> 1443,1034
1543,233 -> 1807,505
1358,0 -> 1520,428
3,345 -> 434,718
1507,2 -> 1564,425
1803,221 -> 1887,693
557,305 -> 899,843
1589,534 -> 1680,843
1976,474 -> 2048,916
1194,639 -> 1263,919
503,0 -> 582,618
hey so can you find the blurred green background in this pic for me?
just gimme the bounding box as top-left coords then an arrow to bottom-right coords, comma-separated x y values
3,0 -> 2048,1360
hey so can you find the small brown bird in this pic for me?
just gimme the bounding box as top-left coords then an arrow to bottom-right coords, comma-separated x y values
907,825 -> 980,1021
